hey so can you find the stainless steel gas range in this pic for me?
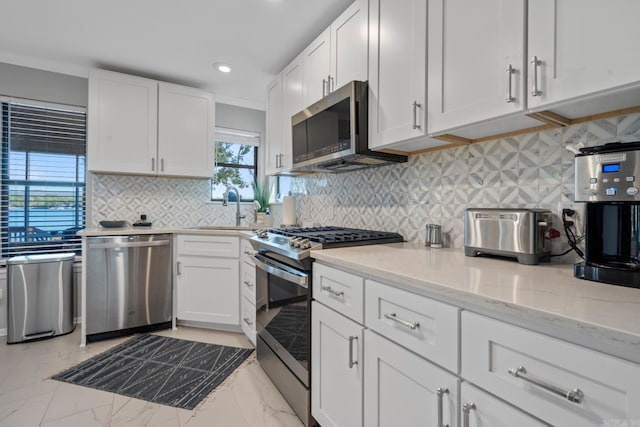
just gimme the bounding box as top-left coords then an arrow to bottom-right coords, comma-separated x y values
249,226 -> 404,427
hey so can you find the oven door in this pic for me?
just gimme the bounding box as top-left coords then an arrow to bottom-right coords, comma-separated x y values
253,253 -> 310,386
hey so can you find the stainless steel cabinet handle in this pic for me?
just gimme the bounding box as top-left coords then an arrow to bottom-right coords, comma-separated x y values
506,64 -> 516,103
279,154 -> 284,168
243,250 -> 254,256
321,285 -> 344,297
384,312 -> 420,330
530,56 -> 542,96
322,78 -> 327,97
243,317 -> 253,326
177,261 -> 182,276
348,335 -> 358,368
436,387 -> 450,427
151,157 -> 155,171
328,75 -> 334,93
275,154 -> 280,168
161,158 -> 164,172
243,280 -> 254,288
462,402 -> 476,427
508,366 -> 584,404
412,101 -> 422,130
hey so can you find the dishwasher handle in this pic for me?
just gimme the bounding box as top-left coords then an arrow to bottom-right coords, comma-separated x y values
87,239 -> 170,250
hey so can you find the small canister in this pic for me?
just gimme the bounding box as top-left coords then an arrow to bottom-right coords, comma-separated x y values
425,224 -> 442,248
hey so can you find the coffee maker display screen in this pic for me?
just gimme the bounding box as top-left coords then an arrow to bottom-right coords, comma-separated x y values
602,163 -> 621,173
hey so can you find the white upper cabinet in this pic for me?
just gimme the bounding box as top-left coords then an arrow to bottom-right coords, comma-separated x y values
368,0 -> 444,151
265,74 -> 284,176
158,82 -> 214,178
428,0 -> 527,135
88,69 -> 215,178
302,28 -> 332,108
528,0 -> 640,113
88,69 -> 158,175
330,0 -> 368,90
302,0 -> 368,108
281,55 -> 304,172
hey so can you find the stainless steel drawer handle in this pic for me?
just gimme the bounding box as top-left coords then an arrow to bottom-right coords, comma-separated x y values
531,56 -> 542,96
348,335 -> 358,368
321,285 -> 344,297
384,312 -> 420,330
506,64 -> 516,103
436,387 -> 449,427
462,402 -> 476,427
243,280 -> 254,288
243,317 -> 253,326
508,366 -> 584,404
243,250 -> 254,256
177,261 -> 182,276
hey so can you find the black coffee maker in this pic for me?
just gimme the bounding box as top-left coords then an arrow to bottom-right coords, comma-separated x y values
574,142 -> 640,288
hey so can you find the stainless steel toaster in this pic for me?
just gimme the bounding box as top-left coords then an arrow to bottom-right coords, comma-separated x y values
464,208 -> 552,265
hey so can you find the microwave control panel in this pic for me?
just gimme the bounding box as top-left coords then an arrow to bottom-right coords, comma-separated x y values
575,149 -> 640,202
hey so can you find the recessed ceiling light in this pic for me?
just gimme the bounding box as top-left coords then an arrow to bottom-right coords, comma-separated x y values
213,62 -> 231,73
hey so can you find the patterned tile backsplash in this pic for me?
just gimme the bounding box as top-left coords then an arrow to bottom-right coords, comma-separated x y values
91,112 -> 640,259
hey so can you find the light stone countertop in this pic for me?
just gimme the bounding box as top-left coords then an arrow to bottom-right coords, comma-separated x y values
77,226 -> 257,238
311,243 -> 640,364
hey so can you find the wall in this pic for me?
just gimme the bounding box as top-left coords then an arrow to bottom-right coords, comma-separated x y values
89,103 -> 268,227
0,62 -> 87,107
282,112 -> 640,258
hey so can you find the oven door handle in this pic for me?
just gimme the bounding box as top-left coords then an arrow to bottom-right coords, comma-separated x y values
252,254 -> 309,287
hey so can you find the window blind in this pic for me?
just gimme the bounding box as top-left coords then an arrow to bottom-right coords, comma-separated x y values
1,100 -> 86,258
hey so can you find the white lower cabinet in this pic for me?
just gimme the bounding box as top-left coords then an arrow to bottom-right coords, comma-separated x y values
462,311 -> 640,426
311,301 -> 364,427
364,329 -> 458,427
460,382 -> 549,427
240,296 -> 256,345
175,235 -> 239,326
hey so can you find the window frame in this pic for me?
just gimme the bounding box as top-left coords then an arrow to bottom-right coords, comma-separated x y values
1,97 -> 87,258
210,127 -> 260,202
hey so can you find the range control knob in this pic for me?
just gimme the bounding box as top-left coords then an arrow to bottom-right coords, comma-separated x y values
289,237 -> 301,246
300,239 -> 312,250
256,229 -> 268,239
627,187 -> 639,196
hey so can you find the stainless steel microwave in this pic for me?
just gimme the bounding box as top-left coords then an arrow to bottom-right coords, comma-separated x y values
291,80 -> 407,173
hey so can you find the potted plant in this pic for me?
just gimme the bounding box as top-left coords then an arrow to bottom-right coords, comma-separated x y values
253,179 -> 273,226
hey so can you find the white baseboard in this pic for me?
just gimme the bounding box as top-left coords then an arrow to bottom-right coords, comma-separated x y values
0,328 -> 6,337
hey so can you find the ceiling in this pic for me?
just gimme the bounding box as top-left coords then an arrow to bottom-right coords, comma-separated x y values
0,0 -> 353,110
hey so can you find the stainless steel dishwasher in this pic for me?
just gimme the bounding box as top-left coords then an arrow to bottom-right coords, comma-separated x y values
85,234 -> 172,341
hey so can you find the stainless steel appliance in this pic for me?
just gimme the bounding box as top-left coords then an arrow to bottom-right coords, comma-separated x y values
7,253 -> 75,344
464,208 -> 553,264
250,227 -> 404,427
85,234 -> 172,341
574,142 -> 640,287
291,81 -> 407,173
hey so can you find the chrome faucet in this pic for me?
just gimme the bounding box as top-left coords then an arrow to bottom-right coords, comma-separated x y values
222,186 -> 246,227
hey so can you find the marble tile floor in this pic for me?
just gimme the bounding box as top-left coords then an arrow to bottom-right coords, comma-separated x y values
0,327 -> 304,427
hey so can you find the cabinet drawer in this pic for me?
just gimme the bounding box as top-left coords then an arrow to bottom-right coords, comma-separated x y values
240,238 -> 256,265
461,382 -> 548,427
462,311 -> 640,427
240,261 -> 256,302
176,234 -> 239,258
313,263 -> 364,323
364,280 -> 459,373
241,296 -> 256,346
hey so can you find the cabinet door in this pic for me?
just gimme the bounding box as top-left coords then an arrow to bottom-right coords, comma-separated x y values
364,330 -> 458,427
461,383 -> 549,427
428,0 -> 526,134
176,256 -> 239,325
528,0 -> 640,111
158,83 -> 215,178
265,74 -> 284,176
302,28 -> 331,107
311,301 -> 363,427
331,0 -> 368,90
87,69 -> 158,175
368,0 -> 427,149
281,55 -> 303,172
240,296 -> 256,346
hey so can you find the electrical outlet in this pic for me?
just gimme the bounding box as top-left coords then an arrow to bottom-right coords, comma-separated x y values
556,201 -> 585,232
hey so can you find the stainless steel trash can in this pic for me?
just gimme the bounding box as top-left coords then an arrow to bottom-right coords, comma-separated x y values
7,253 -> 76,344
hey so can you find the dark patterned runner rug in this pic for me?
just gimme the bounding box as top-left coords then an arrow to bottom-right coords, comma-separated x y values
52,334 -> 254,410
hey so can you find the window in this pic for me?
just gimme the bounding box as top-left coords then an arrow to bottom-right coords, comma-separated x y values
1,100 -> 86,257
211,127 -> 260,201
